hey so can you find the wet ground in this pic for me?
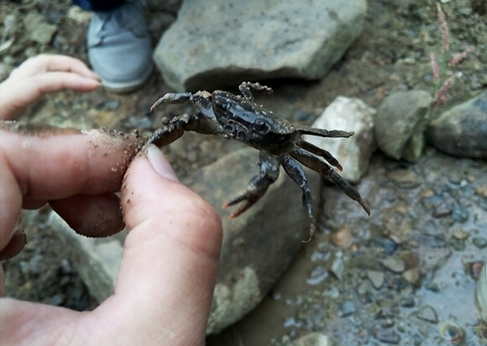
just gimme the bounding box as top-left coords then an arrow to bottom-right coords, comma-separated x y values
1,0 -> 487,345
207,150 -> 487,345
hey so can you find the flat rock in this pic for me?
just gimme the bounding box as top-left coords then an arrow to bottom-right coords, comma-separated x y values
303,96 -> 376,183
50,148 -> 319,334
427,91 -> 487,159
153,0 -> 366,91
375,90 -> 432,162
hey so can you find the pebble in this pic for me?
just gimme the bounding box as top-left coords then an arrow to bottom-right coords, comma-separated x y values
339,301 -> 356,317
330,257 -> 344,281
382,318 -> 395,328
372,326 -> 400,344
475,186 -> 487,198
425,282 -> 439,292
432,203 -> 451,218
387,169 -> 421,189
381,257 -> 406,273
366,270 -> 385,289
31,23 -> 57,45
402,267 -> 422,287
399,296 -> 415,307
451,204 -> 468,222
452,227 -> 469,240
470,262 -> 484,279
473,237 -> 487,249
307,266 -> 329,285
290,332 -> 332,346
366,303 -> 381,318
357,281 -> 371,296
416,305 -> 438,323
371,237 -> 399,255
331,226 -> 352,248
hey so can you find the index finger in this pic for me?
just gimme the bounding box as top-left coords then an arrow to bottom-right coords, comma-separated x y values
0,123 -> 143,199
8,54 -> 99,81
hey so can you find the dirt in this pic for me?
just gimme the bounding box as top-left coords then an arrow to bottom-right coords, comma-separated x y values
1,0 -> 486,345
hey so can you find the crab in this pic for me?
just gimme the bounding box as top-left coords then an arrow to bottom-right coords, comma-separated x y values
147,82 -> 370,239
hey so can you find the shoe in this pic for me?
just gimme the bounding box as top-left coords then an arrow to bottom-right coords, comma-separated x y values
87,0 -> 153,93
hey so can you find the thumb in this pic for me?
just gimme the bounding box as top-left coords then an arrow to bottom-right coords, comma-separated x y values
112,144 -> 222,344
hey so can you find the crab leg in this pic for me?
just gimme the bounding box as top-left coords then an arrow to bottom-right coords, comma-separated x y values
298,127 -> 354,138
280,154 -> 317,241
223,151 -> 280,218
297,139 -> 343,171
291,148 -> 370,215
150,92 -> 193,112
238,82 -> 273,102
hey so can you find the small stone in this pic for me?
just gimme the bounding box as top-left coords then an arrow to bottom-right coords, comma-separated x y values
432,203 -> 451,218
23,13 -> 42,32
372,326 -> 400,344
452,227 -> 469,240
367,270 -> 385,289
387,169 -> 421,188
67,6 -> 93,24
381,257 -> 406,273
399,296 -> 415,307
371,237 -> 398,255
425,282 -> 439,292
475,186 -> 487,198
402,267 -> 422,287
450,238 -> 466,251
339,301 -> 356,317
382,318 -> 395,328
31,23 -> 57,45
290,332 -> 332,346
451,205 -> 468,222
473,237 -> 487,249
470,262 -> 484,279
330,257 -> 344,281
416,305 -> 438,323
357,281 -> 371,296
366,303 -> 381,318
307,266 -> 329,285
331,226 -> 352,248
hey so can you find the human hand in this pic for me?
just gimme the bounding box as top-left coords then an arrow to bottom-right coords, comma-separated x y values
0,125 -> 222,345
0,54 -> 100,121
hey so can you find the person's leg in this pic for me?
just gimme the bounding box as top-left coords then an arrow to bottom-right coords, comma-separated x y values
74,0 -> 153,93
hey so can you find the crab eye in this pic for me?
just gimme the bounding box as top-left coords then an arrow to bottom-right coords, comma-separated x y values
254,119 -> 270,134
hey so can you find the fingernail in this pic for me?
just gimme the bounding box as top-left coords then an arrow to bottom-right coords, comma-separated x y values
146,144 -> 179,182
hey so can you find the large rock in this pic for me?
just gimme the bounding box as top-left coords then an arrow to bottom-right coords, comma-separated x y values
50,148 -> 320,334
153,0 -> 366,91
303,96 -> 376,183
427,91 -> 487,159
375,90 -> 432,162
